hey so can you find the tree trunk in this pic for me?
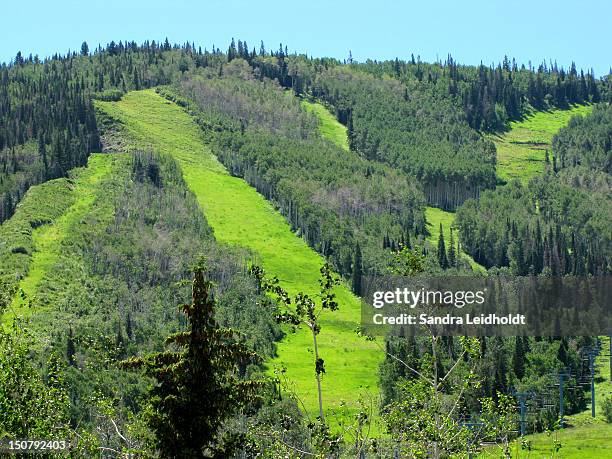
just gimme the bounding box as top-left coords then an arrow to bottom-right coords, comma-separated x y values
312,325 -> 324,420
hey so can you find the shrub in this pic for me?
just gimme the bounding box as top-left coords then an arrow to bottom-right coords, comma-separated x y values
92,89 -> 124,101
603,395 -> 612,423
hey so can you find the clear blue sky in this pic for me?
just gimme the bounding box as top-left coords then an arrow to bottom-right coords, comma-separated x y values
2,0 -> 611,76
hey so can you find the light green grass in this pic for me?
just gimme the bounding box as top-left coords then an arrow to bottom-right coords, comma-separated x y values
301,100 -> 350,151
425,207 -> 456,245
490,105 -> 593,184
95,90 -> 381,423
2,154 -> 119,325
425,207 -> 485,272
478,423 -> 612,458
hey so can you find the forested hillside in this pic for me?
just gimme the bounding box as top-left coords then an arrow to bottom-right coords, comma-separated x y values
456,105 -> 611,275
0,41 -> 228,223
306,67 -> 497,209
355,55 -> 606,130
2,40 -> 611,223
553,104 -> 612,173
1,38 -> 611,457
93,89 -> 384,429
1,149 -> 282,453
0,62 -> 99,221
173,63 -> 428,279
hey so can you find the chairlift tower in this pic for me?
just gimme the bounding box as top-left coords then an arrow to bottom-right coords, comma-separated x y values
581,344 -> 600,418
511,389 -> 535,436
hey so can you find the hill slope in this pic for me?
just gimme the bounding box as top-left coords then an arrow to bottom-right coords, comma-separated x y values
95,89 -> 381,420
301,97 -> 485,273
490,105 -> 593,184
1,154 -> 121,324
301,100 -> 350,151
482,338 -> 612,459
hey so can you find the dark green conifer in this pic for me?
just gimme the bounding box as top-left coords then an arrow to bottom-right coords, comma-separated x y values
437,223 -> 449,269
66,327 -> 76,367
448,228 -> 457,267
512,336 -> 525,380
121,263 -> 262,457
352,243 -> 363,296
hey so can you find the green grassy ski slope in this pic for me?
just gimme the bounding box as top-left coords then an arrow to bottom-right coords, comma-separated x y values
425,105 -> 593,275
478,422 -> 612,458
424,207 -> 485,272
95,89 -> 381,421
2,154 -> 120,325
301,100 -> 350,151
490,105 -> 593,184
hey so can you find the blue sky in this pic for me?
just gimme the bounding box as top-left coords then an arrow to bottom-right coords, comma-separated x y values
2,0 -> 611,76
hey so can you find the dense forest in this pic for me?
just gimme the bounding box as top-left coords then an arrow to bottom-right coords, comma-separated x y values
0,40 -> 228,223
553,103 -> 612,173
305,67 -> 497,210
1,38 -> 611,457
456,105 -> 611,275
2,39 -> 611,222
354,55 -> 605,130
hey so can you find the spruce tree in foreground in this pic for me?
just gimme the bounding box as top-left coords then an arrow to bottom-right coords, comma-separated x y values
121,262 -> 262,458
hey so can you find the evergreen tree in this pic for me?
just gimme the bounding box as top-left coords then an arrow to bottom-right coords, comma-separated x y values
227,38 -> 237,62
512,336 -> 525,380
66,327 -> 76,367
557,338 -> 569,367
448,228 -> 457,267
38,135 -> 48,178
352,243 -> 363,296
121,263 -> 262,457
437,223 -> 449,269
14,51 -> 24,66
80,41 -> 89,56
126,312 -> 133,340
492,337 -> 508,397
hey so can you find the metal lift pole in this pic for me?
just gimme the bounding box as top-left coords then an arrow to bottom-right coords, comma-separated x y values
590,351 -> 596,418
559,372 -> 566,428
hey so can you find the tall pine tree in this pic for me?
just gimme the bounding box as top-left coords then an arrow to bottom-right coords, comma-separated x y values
121,263 -> 262,457
437,223 -> 449,269
352,243 -> 363,296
